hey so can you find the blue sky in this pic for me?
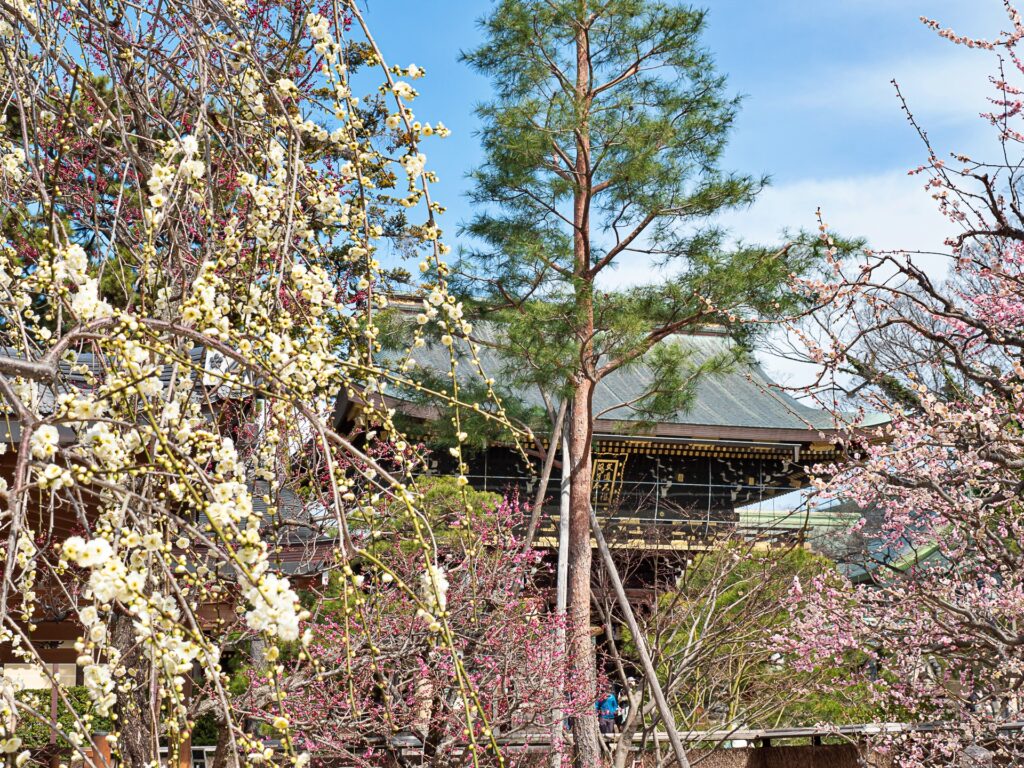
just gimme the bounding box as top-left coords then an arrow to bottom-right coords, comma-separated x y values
363,0 -> 1008,261
358,1 -> 1013,386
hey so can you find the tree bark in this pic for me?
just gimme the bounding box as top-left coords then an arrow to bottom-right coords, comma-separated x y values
568,379 -> 599,766
589,506 -> 692,768
209,717 -> 239,768
551,432 -> 572,767
523,398 -> 568,551
111,610 -> 157,767
568,5 -> 601,766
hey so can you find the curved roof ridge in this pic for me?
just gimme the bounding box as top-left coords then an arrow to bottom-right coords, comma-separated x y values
397,318 -> 841,435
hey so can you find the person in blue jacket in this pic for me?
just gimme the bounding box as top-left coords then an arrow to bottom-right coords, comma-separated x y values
596,691 -> 619,736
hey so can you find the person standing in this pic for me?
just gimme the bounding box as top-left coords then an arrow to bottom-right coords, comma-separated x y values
596,691 -> 619,736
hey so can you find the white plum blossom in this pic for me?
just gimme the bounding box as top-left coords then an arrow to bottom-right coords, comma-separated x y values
0,144 -> 26,183
180,134 -> 199,156
274,78 -> 299,98
77,537 -> 114,568
306,12 -> 330,41
71,278 -> 113,320
38,462 -> 72,489
401,152 -> 426,179
182,158 -> 205,182
148,161 -> 175,195
421,564 -> 449,612
29,425 -> 59,460
79,606 -> 99,626
55,243 -> 89,285
0,0 -> 530,758
242,571 -> 304,642
82,663 -> 115,715
392,81 -> 416,100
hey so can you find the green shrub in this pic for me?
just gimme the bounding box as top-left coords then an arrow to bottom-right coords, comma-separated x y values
14,686 -> 112,747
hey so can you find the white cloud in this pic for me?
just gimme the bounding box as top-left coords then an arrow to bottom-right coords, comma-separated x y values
721,169 -> 962,388
599,168 -> 957,292
719,169 -> 953,264
600,168 -> 966,386
814,51 -> 996,128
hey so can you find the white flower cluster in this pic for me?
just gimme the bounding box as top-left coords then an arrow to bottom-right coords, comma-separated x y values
182,261 -> 232,337
82,421 -> 139,472
308,13 -> 343,69
74,539 -> 115,576
82,663 -> 115,715
415,565 -> 449,633
0,736 -> 28,768
239,69 -> 267,117
63,536 -> 134,598
60,538 -> 131,715
392,81 -> 416,101
206,480 -> 254,528
0,0 -> 533,758
235,140 -> 294,244
401,152 -> 426,179
37,462 -> 73,490
0,143 -> 25,183
307,185 -> 348,227
414,291 -> 472,336
0,679 -> 29,764
13,537 -> 35,569
145,135 -> 205,218
29,425 -> 59,460
71,277 -> 113,321
422,563 -> 449,609
306,12 -> 329,41
148,161 -> 175,200
56,393 -> 107,421
274,78 -> 300,99
67,530 -> 206,719
242,570 -> 304,642
117,339 -> 166,398
290,261 -> 334,312
53,243 -> 88,285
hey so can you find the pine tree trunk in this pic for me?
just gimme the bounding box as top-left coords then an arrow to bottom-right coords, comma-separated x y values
568,5 -> 602,765
567,377 -> 600,766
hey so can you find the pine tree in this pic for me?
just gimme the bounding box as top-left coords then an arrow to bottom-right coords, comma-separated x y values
460,2 -> 817,763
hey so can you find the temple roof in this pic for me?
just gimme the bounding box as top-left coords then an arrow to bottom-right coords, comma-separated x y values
811,500 -> 947,585
403,323 -> 838,443
0,344 -> 241,418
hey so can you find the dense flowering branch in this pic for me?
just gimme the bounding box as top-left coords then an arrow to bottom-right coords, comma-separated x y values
778,5 -> 1024,765
247,495 -> 588,768
0,0 -> 533,765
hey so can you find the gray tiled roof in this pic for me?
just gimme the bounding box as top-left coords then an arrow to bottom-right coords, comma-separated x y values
0,344 -> 239,415
814,500 -> 946,584
402,323 -> 835,433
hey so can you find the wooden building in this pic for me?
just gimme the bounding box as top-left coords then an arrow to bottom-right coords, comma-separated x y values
382,321 -> 846,554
